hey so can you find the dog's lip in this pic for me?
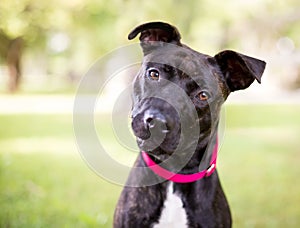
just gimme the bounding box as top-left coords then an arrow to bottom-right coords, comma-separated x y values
135,129 -> 170,144
145,151 -> 161,160
143,151 -> 171,163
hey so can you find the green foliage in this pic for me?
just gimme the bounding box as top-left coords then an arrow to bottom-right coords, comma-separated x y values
1,0 -> 299,55
0,0 -> 300,90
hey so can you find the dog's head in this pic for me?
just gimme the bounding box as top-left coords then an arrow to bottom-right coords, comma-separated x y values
129,22 -> 265,165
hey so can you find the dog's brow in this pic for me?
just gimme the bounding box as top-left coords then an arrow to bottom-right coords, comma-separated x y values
145,62 -> 164,69
185,80 -> 199,92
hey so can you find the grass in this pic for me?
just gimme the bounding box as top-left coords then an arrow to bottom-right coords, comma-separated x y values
0,114 -> 121,227
0,104 -> 300,227
220,104 -> 300,227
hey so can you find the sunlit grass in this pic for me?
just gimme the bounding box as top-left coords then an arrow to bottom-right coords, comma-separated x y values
0,151 -> 120,227
0,104 -> 300,227
0,114 -> 121,227
219,104 -> 300,227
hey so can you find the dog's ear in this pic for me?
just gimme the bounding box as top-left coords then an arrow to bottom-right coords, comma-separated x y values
128,21 -> 181,44
128,22 -> 181,54
214,50 -> 266,92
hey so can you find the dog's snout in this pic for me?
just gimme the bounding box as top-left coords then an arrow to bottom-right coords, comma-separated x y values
131,110 -> 170,142
143,112 -> 169,132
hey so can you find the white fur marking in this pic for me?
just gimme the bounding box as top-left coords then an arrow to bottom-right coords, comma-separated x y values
154,183 -> 188,228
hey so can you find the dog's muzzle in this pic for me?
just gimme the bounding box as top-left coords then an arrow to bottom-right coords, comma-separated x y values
132,109 -> 169,147
131,98 -> 180,152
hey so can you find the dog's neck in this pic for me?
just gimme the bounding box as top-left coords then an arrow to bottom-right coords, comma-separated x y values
143,130 -> 218,176
141,135 -> 218,183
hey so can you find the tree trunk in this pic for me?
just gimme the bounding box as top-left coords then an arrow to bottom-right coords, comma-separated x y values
7,37 -> 23,92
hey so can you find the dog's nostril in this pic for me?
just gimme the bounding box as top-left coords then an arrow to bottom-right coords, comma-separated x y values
144,116 -> 169,134
145,117 -> 155,128
143,112 -> 169,133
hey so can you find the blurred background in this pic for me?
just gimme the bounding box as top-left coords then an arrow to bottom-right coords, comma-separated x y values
0,0 -> 300,227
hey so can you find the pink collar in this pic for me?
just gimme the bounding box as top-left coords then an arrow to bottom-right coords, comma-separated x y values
141,138 -> 218,183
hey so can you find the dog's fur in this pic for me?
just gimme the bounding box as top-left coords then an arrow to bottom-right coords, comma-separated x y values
114,22 -> 266,228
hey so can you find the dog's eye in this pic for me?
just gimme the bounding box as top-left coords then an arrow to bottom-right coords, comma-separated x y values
147,69 -> 160,80
198,91 -> 210,101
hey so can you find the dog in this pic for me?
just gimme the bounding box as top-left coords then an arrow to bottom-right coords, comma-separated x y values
114,22 -> 266,228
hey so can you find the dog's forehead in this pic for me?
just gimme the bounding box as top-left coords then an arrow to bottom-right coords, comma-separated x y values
143,45 -> 221,88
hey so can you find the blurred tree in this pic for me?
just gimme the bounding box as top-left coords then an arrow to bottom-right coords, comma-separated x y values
0,0 -> 121,91
0,0 -> 50,92
0,0 -> 299,91
0,30 -> 23,92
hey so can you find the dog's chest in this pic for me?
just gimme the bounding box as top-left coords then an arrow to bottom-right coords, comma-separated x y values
154,183 -> 188,228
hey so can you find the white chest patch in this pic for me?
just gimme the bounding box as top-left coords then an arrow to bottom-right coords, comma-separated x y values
154,183 -> 188,228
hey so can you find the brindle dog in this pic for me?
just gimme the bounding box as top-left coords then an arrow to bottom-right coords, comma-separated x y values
114,22 -> 266,228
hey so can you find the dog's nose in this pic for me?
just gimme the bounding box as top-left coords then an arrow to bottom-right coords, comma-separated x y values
144,113 -> 169,133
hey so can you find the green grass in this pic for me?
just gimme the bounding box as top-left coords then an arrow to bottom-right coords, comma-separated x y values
0,104 -> 300,227
220,104 -> 300,227
0,114 -> 121,227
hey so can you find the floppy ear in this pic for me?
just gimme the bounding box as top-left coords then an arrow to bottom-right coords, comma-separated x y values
214,50 -> 266,92
128,21 -> 182,54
